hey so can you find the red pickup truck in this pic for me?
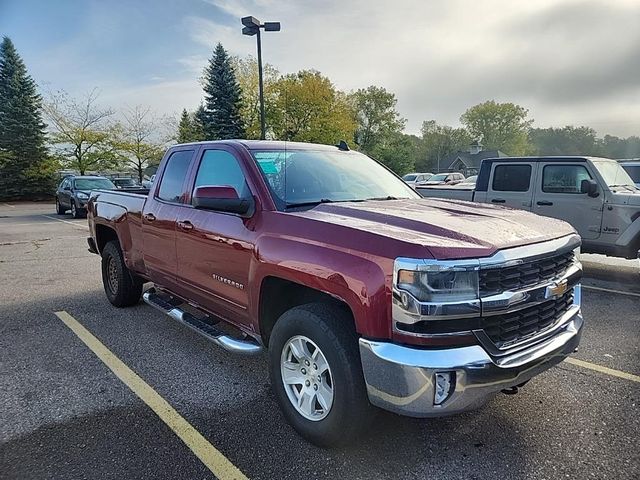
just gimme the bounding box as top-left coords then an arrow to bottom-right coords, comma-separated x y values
87,140 -> 584,446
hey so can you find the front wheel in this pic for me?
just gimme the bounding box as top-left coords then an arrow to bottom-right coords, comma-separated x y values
269,303 -> 374,447
101,241 -> 143,307
70,201 -> 82,219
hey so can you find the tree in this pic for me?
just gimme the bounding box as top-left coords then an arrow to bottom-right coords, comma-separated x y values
271,70 -> 356,145
232,55 -> 279,139
115,106 -> 164,183
420,120 -> 472,172
351,86 -> 405,153
202,43 -> 245,140
370,132 -> 416,175
0,36 -> 53,199
177,108 -> 206,143
43,89 -> 115,174
529,126 -> 599,156
460,100 -> 533,155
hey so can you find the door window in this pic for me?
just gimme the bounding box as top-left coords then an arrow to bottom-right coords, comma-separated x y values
492,164 -> 532,192
542,165 -> 592,194
193,150 -> 250,199
157,150 -> 194,203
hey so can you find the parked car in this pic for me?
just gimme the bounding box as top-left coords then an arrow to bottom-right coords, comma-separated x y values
55,175 -> 115,218
419,156 -> 640,259
87,140 -> 583,447
402,172 -> 433,188
112,177 -> 140,190
142,174 -> 156,189
619,160 -> 640,189
424,172 -> 465,185
452,174 -> 478,188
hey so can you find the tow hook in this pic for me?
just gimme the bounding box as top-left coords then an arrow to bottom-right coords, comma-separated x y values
501,386 -> 519,395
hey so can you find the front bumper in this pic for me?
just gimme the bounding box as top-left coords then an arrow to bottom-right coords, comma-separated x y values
359,308 -> 583,417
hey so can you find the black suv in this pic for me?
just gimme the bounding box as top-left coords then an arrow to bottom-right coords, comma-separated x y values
55,175 -> 115,218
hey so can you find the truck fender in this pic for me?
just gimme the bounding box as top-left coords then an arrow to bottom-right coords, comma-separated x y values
251,235 -> 391,339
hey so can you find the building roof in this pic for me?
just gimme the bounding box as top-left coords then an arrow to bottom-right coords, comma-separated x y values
444,149 -> 508,169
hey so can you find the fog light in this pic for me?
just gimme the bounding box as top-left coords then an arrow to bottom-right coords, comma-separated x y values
434,372 -> 455,405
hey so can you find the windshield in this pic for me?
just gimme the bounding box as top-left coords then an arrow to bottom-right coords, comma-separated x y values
114,178 -> 136,186
74,178 -> 115,190
402,174 -> 417,181
592,161 -> 638,189
252,149 -> 419,208
429,173 -> 448,182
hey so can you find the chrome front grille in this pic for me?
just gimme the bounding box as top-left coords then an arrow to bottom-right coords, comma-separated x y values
479,250 -> 575,297
481,290 -> 574,346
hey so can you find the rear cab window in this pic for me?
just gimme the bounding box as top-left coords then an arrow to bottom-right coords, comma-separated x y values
491,164 -> 532,192
157,150 -> 194,203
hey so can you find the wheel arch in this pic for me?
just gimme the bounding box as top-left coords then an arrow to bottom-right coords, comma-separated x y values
258,276 -> 356,347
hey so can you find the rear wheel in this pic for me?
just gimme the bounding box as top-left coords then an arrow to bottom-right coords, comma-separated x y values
55,198 -> 66,215
268,303 -> 374,447
101,241 -> 143,307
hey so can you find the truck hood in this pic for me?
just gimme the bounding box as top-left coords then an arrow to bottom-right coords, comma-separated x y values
292,198 -> 576,259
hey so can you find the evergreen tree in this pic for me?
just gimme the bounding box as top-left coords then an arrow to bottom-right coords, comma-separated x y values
0,36 -> 53,199
194,104 -> 207,140
177,109 -> 194,143
202,43 -> 245,139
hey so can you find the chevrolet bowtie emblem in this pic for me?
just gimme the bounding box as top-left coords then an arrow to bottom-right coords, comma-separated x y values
546,279 -> 568,298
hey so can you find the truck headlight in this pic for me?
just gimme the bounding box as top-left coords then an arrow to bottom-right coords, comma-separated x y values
397,267 -> 479,302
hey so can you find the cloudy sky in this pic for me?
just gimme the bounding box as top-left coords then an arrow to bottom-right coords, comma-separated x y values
2,0 -> 639,136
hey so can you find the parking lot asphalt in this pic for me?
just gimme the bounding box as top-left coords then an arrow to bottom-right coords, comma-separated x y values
1,202 -> 638,480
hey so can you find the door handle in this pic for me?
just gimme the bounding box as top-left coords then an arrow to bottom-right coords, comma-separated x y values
143,213 -> 156,222
177,220 -> 194,231
536,201 -> 553,206
491,198 -> 506,204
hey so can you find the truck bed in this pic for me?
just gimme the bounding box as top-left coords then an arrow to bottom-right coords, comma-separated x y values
416,186 -> 474,201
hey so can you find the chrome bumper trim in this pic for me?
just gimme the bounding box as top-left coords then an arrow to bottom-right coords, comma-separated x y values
359,308 -> 583,417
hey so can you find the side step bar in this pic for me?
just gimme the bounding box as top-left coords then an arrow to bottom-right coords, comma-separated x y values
143,289 -> 263,356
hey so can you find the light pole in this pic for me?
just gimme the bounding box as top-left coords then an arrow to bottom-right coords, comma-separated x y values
242,16 -> 280,140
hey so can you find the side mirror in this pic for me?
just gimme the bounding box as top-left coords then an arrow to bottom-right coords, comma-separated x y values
63,185 -> 71,191
580,179 -> 599,197
192,186 -> 254,216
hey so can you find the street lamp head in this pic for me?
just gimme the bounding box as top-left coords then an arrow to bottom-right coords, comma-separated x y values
241,16 -> 261,28
242,26 -> 258,36
263,22 -> 281,32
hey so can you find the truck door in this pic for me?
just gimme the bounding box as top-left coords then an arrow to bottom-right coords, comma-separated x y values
532,161 -> 603,240
141,148 -> 196,289
485,162 -> 536,210
174,147 -> 256,326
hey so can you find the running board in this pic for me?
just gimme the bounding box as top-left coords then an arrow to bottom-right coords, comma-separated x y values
142,289 -> 262,356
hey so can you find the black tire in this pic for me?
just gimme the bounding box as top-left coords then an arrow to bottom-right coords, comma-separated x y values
269,303 -> 374,447
55,198 -> 66,215
70,200 -> 82,219
101,241 -> 143,307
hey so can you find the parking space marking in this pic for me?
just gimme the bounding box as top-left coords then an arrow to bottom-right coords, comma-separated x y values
54,311 -> 249,480
565,357 -> 640,383
42,215 -> 89,230
583,285 -> 640,298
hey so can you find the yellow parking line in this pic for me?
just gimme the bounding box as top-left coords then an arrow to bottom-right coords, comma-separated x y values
565,357 -> 640,383
54,311 -> 249,480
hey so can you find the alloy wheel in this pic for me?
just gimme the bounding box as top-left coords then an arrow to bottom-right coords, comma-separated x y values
280,335 -> 334,421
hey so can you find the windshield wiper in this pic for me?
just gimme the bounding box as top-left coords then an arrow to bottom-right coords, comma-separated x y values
610,184 -> 637,191
364,196 -> 405,201
284,198 -> 336,209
